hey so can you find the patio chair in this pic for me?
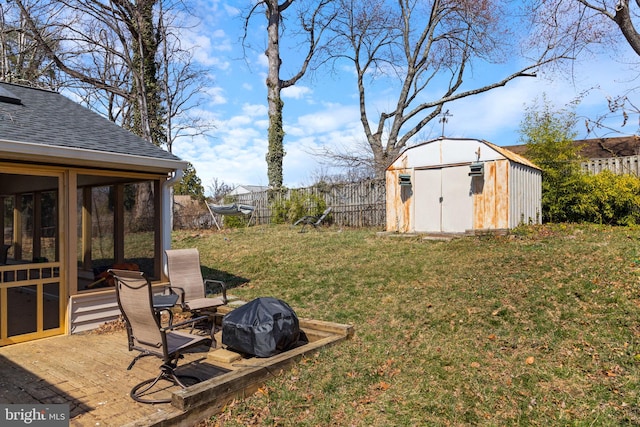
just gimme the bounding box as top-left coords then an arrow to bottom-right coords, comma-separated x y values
109,268 -> 212,404
165,248 -> 228,344
293,207 -> 332,232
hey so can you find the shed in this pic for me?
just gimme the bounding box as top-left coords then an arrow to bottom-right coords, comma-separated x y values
386,138 -> 541,234
0,82 -> 187,346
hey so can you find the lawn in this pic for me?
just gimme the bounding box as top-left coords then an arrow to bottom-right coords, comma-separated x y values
173,224 -> 640,426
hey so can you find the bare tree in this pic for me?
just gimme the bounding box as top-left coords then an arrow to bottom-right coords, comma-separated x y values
0,0 -> 63,88
13,0 -> 162,143
327,0 -> 575,177
157,2 -> 215,153
13,0 -> 216,226
575,0 -> 640,55
13,0 -> 213,149
243,0 -> 336,190
208,178 -> 233,203
533,0 -> 640,136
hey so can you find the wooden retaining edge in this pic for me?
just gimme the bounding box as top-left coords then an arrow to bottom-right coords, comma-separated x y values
128,319 -> 354,427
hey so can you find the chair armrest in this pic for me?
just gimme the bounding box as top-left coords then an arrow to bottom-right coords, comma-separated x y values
161,285 -> 177,296
293,216 -> 313,226
161,315 -> 211,332
204,279 -> 227,303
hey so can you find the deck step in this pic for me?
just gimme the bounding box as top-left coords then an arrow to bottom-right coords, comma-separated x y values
208,348 -> 242,363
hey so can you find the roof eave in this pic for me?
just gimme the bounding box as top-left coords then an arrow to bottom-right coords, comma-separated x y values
0,139 -> 188,174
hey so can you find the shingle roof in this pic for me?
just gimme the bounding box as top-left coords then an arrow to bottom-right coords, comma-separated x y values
0,82 -> 184,168
504,135 -> 640,160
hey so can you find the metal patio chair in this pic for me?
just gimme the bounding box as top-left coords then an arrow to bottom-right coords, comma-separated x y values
165,248 -> 228,345
293,207 -> 332,232
109,268 -> 212,404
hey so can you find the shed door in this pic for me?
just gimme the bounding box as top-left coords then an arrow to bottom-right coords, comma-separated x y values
414,166 -> 473,233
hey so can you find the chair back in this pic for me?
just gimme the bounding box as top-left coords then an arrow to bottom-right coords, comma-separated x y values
110,269 -> 163,355
165,248 -> 206,302
316,207 -> 332,224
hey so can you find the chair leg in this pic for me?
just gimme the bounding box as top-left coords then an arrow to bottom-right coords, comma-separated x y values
209,316 -> 218,349
187,310 -> 219,348
130,362 -> 202,404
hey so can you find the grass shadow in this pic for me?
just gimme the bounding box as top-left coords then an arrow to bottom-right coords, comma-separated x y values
201,266 -> 250,291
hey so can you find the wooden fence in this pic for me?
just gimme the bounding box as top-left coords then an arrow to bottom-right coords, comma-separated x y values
175,155 -> 640,230
232,179 -> 386,227
581,155 -> 640,176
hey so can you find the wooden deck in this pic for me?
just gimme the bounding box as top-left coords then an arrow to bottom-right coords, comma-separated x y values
0,307 -> 353,426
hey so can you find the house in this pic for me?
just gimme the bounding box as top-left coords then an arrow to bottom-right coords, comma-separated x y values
504,135 -> 640,159
386,138 -> 542,234
505,135 -> 640,175
227,184 -> 269,196
0,82 -> 188,346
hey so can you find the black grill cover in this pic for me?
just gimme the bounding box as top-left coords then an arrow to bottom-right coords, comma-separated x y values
222,297 -> 304,357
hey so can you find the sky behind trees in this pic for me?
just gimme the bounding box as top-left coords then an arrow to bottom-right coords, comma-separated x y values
169,0 -> 640,195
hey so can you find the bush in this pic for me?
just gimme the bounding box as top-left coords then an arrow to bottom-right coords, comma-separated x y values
580,171 -> 640,225
270,190 -> 326,224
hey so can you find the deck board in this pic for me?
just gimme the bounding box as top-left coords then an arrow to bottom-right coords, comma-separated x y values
0,316 -> 353,426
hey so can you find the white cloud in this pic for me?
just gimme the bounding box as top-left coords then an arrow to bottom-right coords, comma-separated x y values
290,103 -> 360,136
203,86 -> 227,105
241,103 -> 268,117
282,85 -> 312,99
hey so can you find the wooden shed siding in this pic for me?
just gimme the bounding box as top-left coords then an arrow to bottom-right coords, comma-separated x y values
385,167 -> 413,233
473,160 -> 510,230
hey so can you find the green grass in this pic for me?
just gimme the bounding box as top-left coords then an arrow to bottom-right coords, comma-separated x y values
174,224 -> 640,426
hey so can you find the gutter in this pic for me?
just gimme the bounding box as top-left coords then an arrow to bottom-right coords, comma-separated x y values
0,139 -> 187,173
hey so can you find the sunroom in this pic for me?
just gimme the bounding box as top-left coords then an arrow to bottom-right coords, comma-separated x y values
0,82 -> 186,346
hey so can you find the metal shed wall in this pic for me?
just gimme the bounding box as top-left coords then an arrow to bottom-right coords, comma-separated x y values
509,162 -> 542,227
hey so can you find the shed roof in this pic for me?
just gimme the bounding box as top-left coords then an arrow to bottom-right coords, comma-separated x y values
0,82 -> 186,173
390,137 -> 540,170
482,140 -> 539,169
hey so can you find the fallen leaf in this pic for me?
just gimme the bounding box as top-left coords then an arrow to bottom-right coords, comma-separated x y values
488,334 -> 497,341
377,381 -> 391,391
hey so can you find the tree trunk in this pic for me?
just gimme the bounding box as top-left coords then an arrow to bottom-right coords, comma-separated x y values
265,0 -> 285,189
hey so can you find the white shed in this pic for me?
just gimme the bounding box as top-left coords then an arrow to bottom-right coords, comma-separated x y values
386,138 -> 541,234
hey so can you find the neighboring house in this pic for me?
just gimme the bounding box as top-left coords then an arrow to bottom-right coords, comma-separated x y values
0,82 -> 187,346
504,135 -> 640,159
505,135 -> 640,176
386,138 -> 542,234
227,184 -> 269,196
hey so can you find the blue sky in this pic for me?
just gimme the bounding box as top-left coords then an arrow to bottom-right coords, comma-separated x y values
170,1 -> 640,196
